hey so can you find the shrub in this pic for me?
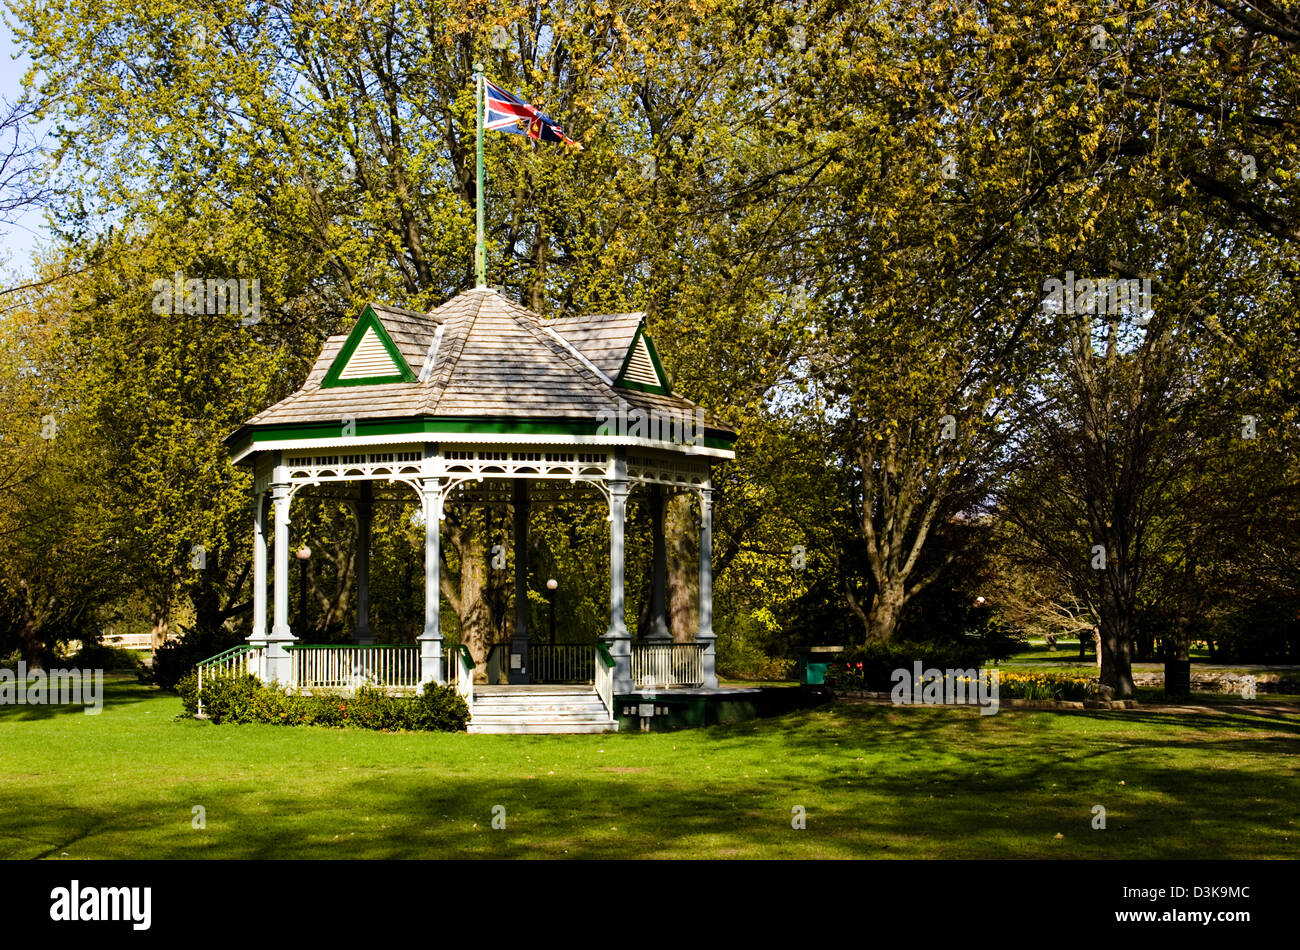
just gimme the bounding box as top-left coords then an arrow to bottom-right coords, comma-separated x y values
718,647 -> 797,681
409,683 -> 471,731
67,643 -> 146,673
824,639 -> 988,692
199,673 -> 264,724
188,675 -> 468,732
176,671 -> 200,717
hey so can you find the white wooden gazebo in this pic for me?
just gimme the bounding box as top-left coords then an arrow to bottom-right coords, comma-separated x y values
216,287 -> 736,732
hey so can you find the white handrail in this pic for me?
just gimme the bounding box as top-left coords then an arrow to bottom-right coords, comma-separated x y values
594,644 -> 614,719
195,646 -> 263,717
456,647 -> 475,715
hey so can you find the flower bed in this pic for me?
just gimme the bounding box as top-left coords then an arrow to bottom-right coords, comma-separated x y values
996,671 -> 1100,702
827,665 -> 1101,702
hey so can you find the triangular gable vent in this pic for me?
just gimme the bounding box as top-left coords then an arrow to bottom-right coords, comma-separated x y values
623,336 -> 660,386
340,327 -> 400,379
616,327 -> 669,394
321,306 -> 417,388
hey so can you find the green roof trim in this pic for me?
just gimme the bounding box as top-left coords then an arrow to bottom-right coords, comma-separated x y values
613,324 -> 671,395
226,415 -> 735,456
320,304 -> 417,388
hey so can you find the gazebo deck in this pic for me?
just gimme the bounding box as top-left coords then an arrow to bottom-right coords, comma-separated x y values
197,641 -> 719,732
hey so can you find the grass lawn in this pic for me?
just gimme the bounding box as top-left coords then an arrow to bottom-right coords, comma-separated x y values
0,674 -> 1295,859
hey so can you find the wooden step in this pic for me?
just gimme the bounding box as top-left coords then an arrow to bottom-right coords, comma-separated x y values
468,720 -> 618,735
467,685 -> 617,734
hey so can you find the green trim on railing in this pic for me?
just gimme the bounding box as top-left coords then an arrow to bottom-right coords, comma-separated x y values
196,645 -> 252,669
456,644 -> 474,667
285,644 -> 417,650
595,643 -> 615,668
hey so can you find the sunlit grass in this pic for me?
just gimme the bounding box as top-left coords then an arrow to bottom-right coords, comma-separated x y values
0,674 -> 1294,859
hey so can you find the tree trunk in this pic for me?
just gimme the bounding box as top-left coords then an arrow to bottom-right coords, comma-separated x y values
18,617 -> 42,670
149,595 -> 170,650
442,507 -> 512,679
1099,611 -> 1135,697
666,491 -> 698,643
865,580 -> 905,643
457,524 -> 493,672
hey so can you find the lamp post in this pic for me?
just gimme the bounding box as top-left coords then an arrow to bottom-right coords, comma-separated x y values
546,578 -> 558,645
296,545 -> 312,633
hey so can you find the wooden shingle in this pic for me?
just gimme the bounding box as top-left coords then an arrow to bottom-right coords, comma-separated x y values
230,288 -> 736,443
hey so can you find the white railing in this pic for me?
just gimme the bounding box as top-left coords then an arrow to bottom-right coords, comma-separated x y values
289,646 -> 419,694
195,646 -> 263,717
104,633 -> 158,651
632,643 -> 704,688
594,644 -> 614,719
531,644 -> 596,684
455,646 -> 475,715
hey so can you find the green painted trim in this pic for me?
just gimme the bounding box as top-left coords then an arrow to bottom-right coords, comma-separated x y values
322,373 -> 413,388
456,644 -> 474,667
595,643 -> 615,669
612,324 -> 671,395
641,332 -> 671,391
244,415 -> 735,449
616,377 -> 668,395
321,304 -> 418,388
197,645 -> 252,669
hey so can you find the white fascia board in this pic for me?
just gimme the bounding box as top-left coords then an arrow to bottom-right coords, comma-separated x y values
232,432 -> 735,464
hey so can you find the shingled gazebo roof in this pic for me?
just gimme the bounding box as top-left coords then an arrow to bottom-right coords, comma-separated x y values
226,287 -> 736,462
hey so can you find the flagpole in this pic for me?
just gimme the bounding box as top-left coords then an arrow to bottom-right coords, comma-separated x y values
474,61 -> 486,288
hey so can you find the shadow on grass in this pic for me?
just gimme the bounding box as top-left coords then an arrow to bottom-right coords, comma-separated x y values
0,699 -> 1293,859
0,673 -> 155,721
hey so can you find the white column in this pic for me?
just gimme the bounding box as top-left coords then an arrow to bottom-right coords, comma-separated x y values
354,482 -> 374,644
418,477 -> 445,688
265,472 -> 296,685
603,450 -> 633,692
509,479 -> 530,684
697,484 -> 718,687
249,491 -> 268,681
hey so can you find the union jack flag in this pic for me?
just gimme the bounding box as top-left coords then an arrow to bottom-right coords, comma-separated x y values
483,78 -> 582,150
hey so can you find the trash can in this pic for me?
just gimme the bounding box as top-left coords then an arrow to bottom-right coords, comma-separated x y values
799,646 -> 843,685
1164,659 -> 1191,699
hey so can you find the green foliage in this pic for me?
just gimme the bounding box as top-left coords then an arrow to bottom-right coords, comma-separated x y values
996,672 -> 1101,703
65,644 -> 146,673
151,627 -> 246,690
716,629 -> 796,681
1204,600 -> 1300,664
192,674 -> 468,732
175,671 -> 199,717
824,640 -> 989,692
407,684 -> 473,732
2,0 -> 1298,684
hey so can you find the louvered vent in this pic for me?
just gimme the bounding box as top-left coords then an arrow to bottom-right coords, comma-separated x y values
623,337 -> 661,387
339,327 -> 400,379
